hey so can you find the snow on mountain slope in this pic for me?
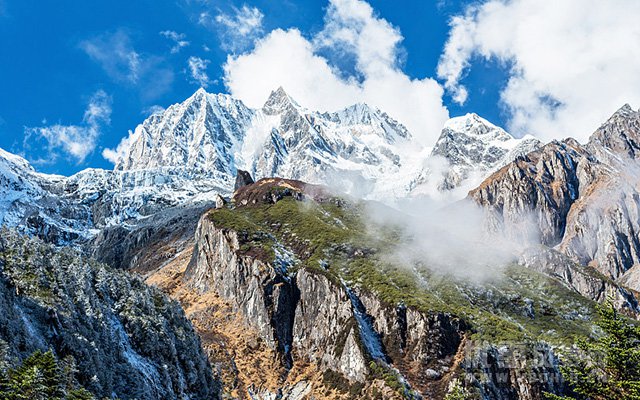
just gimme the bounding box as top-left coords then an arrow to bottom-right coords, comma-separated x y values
1,88 -> 538,245
0,149 -> 93,244
247,87 -> 418,197
411,113 -> 541,196
116,88 -> 255,189
60,167 -> 228,227
110,87 -> 425,199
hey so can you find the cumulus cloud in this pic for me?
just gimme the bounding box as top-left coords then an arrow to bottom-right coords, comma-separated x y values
102,129 -> 137,164
25,91 -> 112,163
437,0 -> 640,142
223,0 -> 449,147
187,56 -> 211,87
80,30 -> 174,100
160,30 -> 190,54
200,5 -> 264,52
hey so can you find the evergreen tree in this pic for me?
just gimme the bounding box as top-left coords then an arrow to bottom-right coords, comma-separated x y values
12,350 -> 64,399
546,302 -> 640,400
0,350 -> 94,400
0,341 -> 10,394
65,388 -> 94,400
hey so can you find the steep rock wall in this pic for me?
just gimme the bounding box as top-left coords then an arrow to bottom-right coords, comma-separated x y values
184,213 -> 567,399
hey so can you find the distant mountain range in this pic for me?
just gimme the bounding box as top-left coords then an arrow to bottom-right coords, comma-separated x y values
0,87 -> 540,244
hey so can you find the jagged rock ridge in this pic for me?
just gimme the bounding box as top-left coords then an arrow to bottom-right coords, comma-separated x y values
470,104 -> 640,299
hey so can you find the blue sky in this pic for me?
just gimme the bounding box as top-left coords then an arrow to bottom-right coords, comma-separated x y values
1,0 -> 639,175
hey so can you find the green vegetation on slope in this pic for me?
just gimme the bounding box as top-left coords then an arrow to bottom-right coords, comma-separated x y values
0,349 -> 94,400
546,302 -> 640,400
208,195 -> 597,344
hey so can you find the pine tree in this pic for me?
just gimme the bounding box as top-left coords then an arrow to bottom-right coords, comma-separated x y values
66,388 -> 94,400
15,350 -> 64,399
546,302 -> 640,400
6,364 -> 48,400
0,341 -> 10,395
0,350 -> 94,400
444,378 -> 470,400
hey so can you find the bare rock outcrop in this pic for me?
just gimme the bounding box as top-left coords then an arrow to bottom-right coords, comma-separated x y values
470,105 -> 640,301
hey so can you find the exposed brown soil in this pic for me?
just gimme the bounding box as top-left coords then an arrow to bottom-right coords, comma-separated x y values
144,243 -> 366,399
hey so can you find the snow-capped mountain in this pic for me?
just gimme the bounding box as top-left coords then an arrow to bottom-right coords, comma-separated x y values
114,87 -> 418,198
0,88 -> 536,246
248,87 -> 416,196
115,88 -> 254,189
0,148 -> 93,244
425,113 -> 541,191
111,87 -> 534,201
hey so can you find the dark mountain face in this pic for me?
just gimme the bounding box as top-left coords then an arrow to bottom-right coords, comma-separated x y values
0,228 -> 219,400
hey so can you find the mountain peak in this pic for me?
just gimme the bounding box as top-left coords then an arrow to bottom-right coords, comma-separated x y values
588,103 -> 640,158
262,86 -> 301,114
444,113 -> 498,134
614,103 -> 635,116
189,87 -> 210,100
431,112 -> 540,186
0,147 -> 33,172
195,87 -> 208,95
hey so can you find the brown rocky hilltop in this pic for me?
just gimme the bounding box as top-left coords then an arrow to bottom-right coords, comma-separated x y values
470,105 -> 640,312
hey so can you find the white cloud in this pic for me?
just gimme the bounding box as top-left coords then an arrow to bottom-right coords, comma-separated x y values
160,30 -> 190,54
437,0 -> 640,142
187,56 -> 211,87
215,5 -> 263,36
143,105 -> 166,116
206,5 -> 264,52
102,129 -> 137,164
103,105 -> 165,165
80,30 -> 141,83
80,30 -> 174,100
25,91 -> 112,163
223,0 -> 449,147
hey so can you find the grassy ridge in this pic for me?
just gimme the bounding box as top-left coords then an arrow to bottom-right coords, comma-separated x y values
208,196 -> 596,344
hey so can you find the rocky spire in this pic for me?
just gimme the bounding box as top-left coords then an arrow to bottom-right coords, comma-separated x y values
262,86 -> 301,115
234,169 -> 255,191
588,103 -> 640,159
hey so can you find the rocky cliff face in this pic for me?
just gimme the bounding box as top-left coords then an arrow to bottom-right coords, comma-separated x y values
184,213 -> 469,398
356,290 -> 466,397
185,215 -> 372,386
0,228 -> 218,400
175,179 -> 589,399
463,343 -> 563,400
470,105 -> 640,300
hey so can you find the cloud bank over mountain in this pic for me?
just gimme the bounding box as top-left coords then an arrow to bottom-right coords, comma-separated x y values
222,0 -> 450,147
437,0 -> 640,142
